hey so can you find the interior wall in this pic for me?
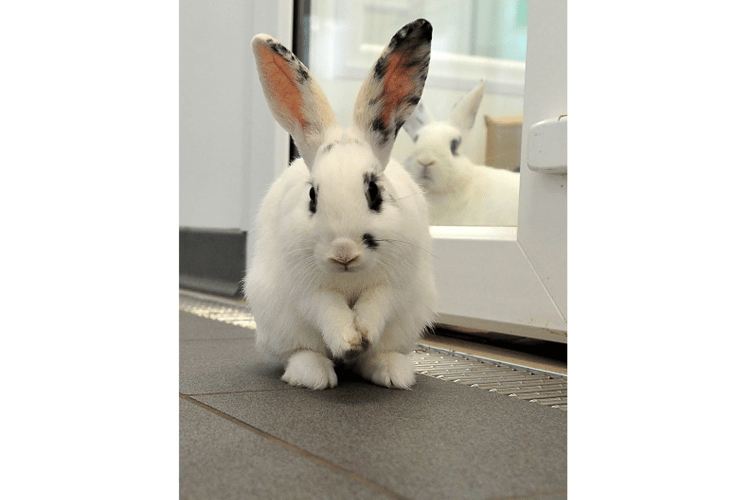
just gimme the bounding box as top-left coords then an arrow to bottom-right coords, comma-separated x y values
179,0 -> 292,231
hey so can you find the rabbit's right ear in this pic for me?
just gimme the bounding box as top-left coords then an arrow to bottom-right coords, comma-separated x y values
252,35 -> 336,168
448,79 -> 486,135
402,100 -> 434,142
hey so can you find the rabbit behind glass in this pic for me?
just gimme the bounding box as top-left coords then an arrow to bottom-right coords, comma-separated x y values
244,20 -> 436,390
403,80 -> 520,226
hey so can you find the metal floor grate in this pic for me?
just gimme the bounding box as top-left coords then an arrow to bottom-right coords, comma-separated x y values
180,290 -> 566,410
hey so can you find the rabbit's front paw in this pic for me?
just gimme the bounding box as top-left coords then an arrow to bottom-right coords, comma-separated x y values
355,351 -> 415,389
328,325 -> 370,362
353,314 -> 376,346
282,350 -> 338,390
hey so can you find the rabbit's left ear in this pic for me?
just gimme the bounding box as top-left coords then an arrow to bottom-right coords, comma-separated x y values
448,79 -> 486,134
353,19 -> 432,168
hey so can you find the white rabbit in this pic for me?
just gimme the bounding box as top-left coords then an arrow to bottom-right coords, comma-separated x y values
402,80 -> 520,226
244,20 -> 436,390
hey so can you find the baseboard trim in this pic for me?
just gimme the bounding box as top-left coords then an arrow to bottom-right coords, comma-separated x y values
179,227 -> 246,297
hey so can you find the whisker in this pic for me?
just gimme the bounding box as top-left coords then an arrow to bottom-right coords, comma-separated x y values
391,192 -> 421,202
374,238 -> 435,257
284,248 -> 320,290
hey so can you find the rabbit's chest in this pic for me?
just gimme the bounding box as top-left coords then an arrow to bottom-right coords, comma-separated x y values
323,278 -> 379,309
346,293 -> 358,309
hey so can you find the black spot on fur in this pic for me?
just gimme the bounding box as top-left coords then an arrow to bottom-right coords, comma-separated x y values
409,19 -> 433,43
268,40 -> 309,79
394,119 -> 405,138
268,40 -> 290,56
296,66 -> 310,83
371,117 -> 387,133
404,57 -> 424,69
364,172 -> 383,212
321,142 -> 336,154
362,233 -> 378,249
388,19 -> 432,49
451,137 -> 461,156
308,186 -> 317,214
373,57 -> 387,80
370,117 -> 391,146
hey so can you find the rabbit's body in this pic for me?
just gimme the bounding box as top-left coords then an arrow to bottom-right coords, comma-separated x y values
424,159 -> 519,226
248,153 -> 434,365
409,126 -> 520,226
245,20 -> 436,390
403,81 -> 520,226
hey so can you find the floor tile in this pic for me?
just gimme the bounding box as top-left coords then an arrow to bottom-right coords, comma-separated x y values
180,312 -> 292,394
193,374 -> 567,500
180,397 -> 399,500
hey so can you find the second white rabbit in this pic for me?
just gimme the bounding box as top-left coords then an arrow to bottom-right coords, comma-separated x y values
403,80 -> 520,226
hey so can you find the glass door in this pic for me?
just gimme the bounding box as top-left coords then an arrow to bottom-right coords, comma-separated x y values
297,0 -> 566,342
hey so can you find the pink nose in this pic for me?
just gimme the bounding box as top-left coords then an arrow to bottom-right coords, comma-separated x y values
416,152 -> 435,166
328,239 -> 361,269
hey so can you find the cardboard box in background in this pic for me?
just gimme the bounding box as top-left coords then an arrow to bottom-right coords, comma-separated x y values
485,116 -> 523,172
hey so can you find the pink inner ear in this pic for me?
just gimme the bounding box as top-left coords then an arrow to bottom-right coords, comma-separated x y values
257,44 -> 307,131
379,49 -> 417,126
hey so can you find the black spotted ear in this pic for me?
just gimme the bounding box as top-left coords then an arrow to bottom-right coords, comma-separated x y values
252,34 -> 336,168
353,19 -> 432,169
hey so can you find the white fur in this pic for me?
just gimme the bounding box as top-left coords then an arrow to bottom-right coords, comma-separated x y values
282,350 -> 337,390
355,351 -> 415,390
246,20 -> 436,390
403,80 -> 520,227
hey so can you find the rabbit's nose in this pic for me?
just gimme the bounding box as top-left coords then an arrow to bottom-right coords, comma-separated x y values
417,155 -> 435,167
415,156 -> 435,179
328,238 -> 361,270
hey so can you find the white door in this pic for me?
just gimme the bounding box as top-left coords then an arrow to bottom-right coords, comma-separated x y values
431,0 -> 567,342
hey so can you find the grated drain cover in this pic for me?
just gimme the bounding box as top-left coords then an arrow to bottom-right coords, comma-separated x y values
180,290 -> 566,410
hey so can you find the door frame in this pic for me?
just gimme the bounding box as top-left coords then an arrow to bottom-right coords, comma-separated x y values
431,0 -> 568,342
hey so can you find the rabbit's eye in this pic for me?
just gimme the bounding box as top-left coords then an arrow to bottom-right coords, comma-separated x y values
366,180 -> 382,212
450,137 -> 461,156
308,186 -> 317,214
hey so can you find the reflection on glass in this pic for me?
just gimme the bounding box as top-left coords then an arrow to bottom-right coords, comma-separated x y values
402,81 -> 520,226
308,0 -> 528,227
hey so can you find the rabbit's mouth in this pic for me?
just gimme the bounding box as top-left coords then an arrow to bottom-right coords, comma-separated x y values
418,160 -> 434,181
329,257 -> 361,273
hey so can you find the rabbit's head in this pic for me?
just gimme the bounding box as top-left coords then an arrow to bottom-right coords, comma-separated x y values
252,20 -> 432,275
402,80 -> 486,194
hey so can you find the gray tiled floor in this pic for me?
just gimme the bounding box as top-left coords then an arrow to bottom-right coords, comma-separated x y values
180,309 -> 567,499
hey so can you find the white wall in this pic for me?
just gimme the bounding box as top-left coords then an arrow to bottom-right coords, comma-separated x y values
179,0 -> 292,231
